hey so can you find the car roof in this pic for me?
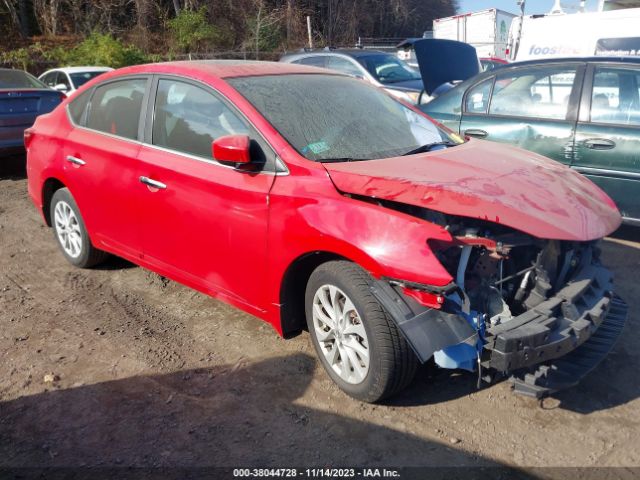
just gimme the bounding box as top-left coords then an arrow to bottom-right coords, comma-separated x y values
282,49 -> 391,60
451,56 -> 640,90
509,56 -> 640,68
50,66 -> 114,73
112,60 -> 344,80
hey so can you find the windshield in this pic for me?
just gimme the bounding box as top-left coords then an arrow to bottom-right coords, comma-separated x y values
0,69 -> 47,89
358,54 -> 421,84
228,74 -> 462,162
70,71 -> 108,88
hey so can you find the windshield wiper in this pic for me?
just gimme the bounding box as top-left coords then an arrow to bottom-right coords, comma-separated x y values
319,157 -> 370,163
401,141 -> 457,156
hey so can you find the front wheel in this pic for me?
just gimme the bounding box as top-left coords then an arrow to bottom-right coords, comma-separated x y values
305,261 -> 417,402
50,188 -> 107,268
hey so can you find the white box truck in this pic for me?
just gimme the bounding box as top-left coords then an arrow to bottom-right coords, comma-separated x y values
508,7 -> 640,62
433,9 -> 516,60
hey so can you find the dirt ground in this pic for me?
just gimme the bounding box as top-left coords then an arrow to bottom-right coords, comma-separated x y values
1,156 -> 639,472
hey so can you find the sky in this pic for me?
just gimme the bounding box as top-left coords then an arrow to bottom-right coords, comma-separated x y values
458,0 -> 601,15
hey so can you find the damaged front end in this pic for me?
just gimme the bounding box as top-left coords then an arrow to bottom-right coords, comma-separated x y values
370,210 -> 628,398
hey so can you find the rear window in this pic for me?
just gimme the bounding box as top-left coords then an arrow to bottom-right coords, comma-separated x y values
0,69 -> 47,89
228,74 -> 460,162
70,71 -> 108,89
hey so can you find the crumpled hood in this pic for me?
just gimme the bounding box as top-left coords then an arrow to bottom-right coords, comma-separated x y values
324,140 -> 621,241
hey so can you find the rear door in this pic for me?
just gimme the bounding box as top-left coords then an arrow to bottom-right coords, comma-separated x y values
572,63 -> 640,221
61,76 -> 149,258
459,63 -> 584,164
136,76 -> 276,311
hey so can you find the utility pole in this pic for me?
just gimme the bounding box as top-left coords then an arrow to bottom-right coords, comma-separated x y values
513,0 -> 526,60
307,15 -> 313,49
328,0 -> 332,47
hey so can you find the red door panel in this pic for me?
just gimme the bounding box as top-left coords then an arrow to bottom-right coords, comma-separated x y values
136,145 -> 274,312
62,128 -> 143,258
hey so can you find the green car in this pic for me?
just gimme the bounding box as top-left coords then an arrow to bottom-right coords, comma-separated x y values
422,57 -> 640,224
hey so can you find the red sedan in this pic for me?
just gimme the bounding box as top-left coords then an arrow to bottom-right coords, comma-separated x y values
26,61 -> 626,402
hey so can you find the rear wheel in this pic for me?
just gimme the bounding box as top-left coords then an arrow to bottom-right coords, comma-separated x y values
305,260 -> 417,402
50,188 -> 107,268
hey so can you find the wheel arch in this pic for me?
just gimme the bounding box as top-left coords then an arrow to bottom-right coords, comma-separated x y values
279,251 -> 352,338
41,177 -> 67,226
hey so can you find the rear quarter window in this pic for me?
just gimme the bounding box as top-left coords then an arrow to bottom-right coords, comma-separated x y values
68,89 -> 92,125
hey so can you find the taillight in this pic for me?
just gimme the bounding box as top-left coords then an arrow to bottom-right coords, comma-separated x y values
59,92 -> 67,102
24,128 -> 34,149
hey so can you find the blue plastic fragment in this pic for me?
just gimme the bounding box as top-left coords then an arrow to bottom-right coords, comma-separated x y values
434,307 -> 486,371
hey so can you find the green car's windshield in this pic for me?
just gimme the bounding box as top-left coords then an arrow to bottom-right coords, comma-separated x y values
358,54 -> 421,84
228,74 -> 462,162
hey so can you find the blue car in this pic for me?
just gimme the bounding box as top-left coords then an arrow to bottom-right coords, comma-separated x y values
1,68 -> 64,155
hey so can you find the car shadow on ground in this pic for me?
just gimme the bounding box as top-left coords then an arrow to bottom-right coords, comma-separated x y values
94,255 -> 137,270
0,354 -> 534,477
0,154 -> 27,179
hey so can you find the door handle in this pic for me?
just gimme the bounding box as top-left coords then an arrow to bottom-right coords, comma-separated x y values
463,129 -> 488,139
66,155 -> 86,166
583,138 -> 616,150
139,176 -> 167,190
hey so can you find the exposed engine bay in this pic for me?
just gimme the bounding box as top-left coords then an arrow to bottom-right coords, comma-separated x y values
367,198 -> 625,396
376,199 -> 599,329
432,219 -> 595,329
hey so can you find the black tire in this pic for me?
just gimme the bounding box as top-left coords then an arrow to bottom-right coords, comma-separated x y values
50,188 -> 107,268
305,260 -> 418,403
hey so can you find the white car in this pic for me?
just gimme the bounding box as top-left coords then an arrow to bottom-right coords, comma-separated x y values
38,66 -> 113,96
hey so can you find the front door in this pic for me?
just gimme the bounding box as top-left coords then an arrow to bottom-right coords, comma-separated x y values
136,77 -> 275,312
459,64 -> 584,165
572,64 -> 640,221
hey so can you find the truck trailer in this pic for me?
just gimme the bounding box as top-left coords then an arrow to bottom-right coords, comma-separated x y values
433,9 -> 516,60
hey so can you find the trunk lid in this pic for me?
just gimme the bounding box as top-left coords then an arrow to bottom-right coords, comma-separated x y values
0,89 -> 62,127
413,39 -> 481,95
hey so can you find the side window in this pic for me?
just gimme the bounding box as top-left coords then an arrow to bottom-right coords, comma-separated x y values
489,67 -> 577,119
591,67 -> 640,126
298,56 -> 326,68
465,78 -> 493,114
42,72 -> 57,87
152,79 -> 249,159
57,72 -> 71,90
68,89 -> 92,125
86,79 -> 147,140
326,56 -> 363,77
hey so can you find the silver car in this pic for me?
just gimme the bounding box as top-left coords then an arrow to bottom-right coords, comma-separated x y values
280,49 -> 426,104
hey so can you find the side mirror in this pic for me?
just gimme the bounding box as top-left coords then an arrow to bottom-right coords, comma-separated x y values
53,83 -> 68,93
212,134 -> 251,164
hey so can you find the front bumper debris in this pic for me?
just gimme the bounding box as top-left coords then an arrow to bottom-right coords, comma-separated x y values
373,260 -> 627,397
483,264 -> 622,372
509,295 -> 627,398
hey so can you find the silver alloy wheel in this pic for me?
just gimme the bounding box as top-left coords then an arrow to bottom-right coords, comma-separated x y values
54,200 -> 83,258
312,284 -> 370,384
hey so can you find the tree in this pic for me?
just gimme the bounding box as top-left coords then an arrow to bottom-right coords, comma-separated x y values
167,6 -> 221,53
